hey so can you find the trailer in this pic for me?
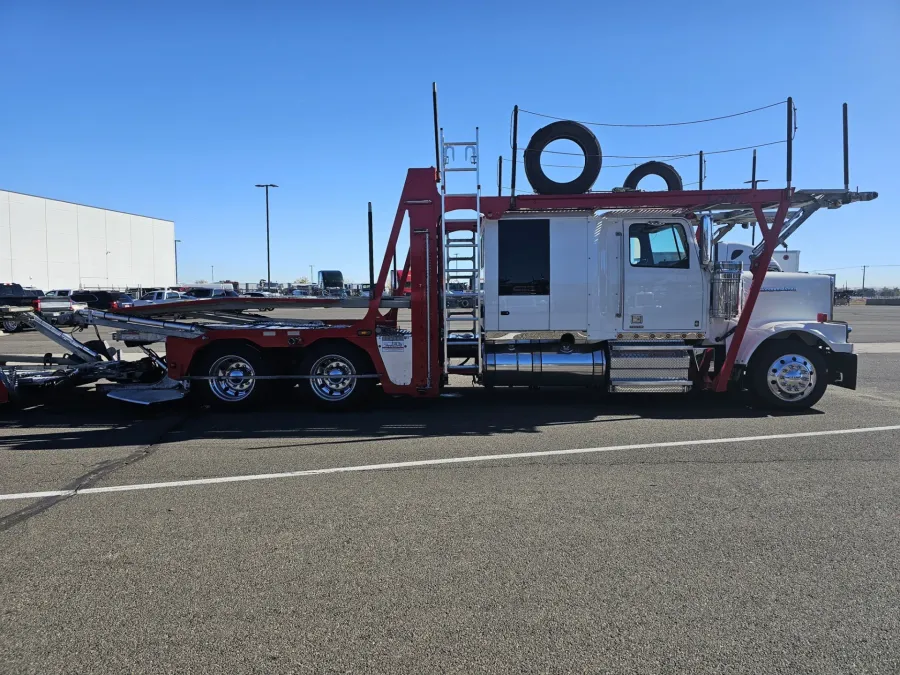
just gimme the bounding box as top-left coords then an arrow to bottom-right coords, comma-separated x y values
0,98 -> 877,411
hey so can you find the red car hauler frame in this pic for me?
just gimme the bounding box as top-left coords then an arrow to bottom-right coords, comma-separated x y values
152,170 -> 871,404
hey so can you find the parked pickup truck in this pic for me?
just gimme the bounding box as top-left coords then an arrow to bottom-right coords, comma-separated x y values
1,284 -> 88,332
1,283 -> 43,333
32,295 -> 88,324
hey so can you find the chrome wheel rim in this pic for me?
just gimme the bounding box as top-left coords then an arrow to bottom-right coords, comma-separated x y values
309,355 -> 356,401
208,355 -> 256,402
767,353 -> 816,401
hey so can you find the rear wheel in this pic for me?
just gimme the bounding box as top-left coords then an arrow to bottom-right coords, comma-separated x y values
193,344 -> 269,409
2,320 -> 23,333
748,340 -> 827,410
299,343 -> 375,410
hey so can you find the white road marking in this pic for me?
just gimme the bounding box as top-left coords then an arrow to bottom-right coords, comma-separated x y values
853,343 -> 900,354
1,425 -> 899,503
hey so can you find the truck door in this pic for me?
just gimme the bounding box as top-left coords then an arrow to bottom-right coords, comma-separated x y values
497,219 -> 550,331
622,220 -> 704,333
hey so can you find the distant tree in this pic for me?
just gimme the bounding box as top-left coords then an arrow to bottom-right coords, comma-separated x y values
879,286 -> 900,297
195,279 -> 208,284
294,276 -> 310,284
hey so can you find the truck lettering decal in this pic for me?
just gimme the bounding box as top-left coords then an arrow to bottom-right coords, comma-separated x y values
380,340 -> 406,351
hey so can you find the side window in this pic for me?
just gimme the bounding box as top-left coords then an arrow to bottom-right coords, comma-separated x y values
498,219 -> 550,295
166,292 -> 178,299
629,222 -> 689,269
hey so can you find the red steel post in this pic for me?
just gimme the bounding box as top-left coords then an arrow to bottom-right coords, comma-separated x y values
712,193 -> 791,392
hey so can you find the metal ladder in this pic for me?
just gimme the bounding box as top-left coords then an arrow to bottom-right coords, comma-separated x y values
439,127 -> 482,378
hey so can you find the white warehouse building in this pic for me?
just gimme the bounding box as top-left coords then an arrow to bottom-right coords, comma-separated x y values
0,189 -> 175,292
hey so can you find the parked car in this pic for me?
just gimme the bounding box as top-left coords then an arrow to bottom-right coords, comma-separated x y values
133,290 -> 191,307
44,289 -> 74,298
70,291 -> 135,311
189,283 -> 237,292
184,288 -> 239,299
242,291 -> 276,311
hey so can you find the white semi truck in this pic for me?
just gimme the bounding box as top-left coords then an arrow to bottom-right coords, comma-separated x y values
476,210 -> 850,409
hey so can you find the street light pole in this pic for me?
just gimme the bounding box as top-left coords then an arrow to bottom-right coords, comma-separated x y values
174,239 -> 181,283
255,184 -> 279,290
211,265 -> 214,281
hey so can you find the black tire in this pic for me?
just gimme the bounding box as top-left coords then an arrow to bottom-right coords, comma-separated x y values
2,320 -> 23,334
81,339 -> 113,360
622,161 -> 684,191
298,342 -> 376,410
524,121 -> 602,195
748,340 -> 828,411
192,343 -> 270,409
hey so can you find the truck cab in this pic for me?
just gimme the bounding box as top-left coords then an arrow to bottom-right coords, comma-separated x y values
317,270 -> 345,297
483,213 -> 706,339
481,210 -> 854,408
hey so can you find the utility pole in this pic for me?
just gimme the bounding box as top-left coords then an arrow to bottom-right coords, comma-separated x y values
255,184 -> 279,290
862,265 -> 867,293
211,265 -> 214,281
309,265 -> 314,285
174,239 -> 181,283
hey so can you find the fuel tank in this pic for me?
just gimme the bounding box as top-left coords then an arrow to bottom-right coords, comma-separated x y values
483,339 -> 606,388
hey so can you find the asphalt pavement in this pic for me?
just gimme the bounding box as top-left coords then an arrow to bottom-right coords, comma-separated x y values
0,306 -> 898,673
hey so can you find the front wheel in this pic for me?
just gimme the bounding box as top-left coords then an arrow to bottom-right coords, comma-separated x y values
299,343 -> 376,410
748,340 -> 828,410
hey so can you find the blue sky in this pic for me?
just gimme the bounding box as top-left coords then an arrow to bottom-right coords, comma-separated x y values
1,0 -> 897,288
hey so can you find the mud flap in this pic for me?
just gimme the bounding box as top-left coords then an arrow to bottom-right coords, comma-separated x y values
828,352 -> 857,390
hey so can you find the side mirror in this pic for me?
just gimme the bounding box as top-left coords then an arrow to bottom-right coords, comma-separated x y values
700,214 -> 714,267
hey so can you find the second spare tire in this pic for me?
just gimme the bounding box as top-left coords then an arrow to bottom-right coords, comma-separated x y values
622,161 -> 684,191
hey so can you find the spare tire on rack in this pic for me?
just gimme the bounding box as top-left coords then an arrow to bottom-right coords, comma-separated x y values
524,121 -> 602,195
622,161 -> 684,191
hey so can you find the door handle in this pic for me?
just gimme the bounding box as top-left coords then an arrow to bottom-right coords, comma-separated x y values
500,311 -> 510,315
616,231 -> 624,318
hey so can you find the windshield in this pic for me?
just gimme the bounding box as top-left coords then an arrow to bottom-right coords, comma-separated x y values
187,288 -> 214,298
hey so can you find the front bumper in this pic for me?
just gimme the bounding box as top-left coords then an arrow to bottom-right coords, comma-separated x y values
827,351 -> 857,390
